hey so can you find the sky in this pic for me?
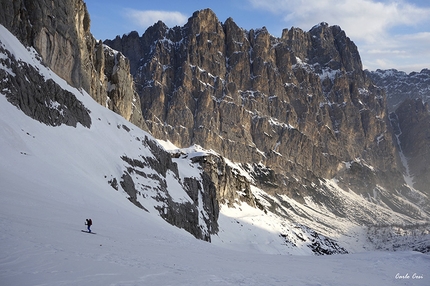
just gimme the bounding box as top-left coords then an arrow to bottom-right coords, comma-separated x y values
86,0 -> 430,73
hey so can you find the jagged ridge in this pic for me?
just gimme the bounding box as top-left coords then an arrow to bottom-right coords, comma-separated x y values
105,8 -> 419,218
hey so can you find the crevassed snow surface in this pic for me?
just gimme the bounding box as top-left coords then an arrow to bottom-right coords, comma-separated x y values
1,25 -> 429,285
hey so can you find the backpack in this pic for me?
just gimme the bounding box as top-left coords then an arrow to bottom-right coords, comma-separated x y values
88,219 -> 92,226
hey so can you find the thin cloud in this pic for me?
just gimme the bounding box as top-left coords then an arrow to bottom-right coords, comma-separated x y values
247,0 -> 429,42
362,31 -> 430,72
247,0 -> 430,72
124,9 -> 188,29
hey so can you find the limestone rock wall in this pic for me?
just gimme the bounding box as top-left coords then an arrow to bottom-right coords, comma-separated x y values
393,99 -> 430,195
0,0 -> 146,130
105,9 -> 404,199
367,69 -> 430,196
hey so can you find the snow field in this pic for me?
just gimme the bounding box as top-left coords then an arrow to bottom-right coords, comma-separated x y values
2,91 -> 429,285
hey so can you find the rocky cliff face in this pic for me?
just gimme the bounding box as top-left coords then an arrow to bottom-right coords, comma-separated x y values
390,99 -> 430,196
0,0 -> 91,90
0,0 -> 145,129
105,9 -> 404,206
367,69 -> 430,196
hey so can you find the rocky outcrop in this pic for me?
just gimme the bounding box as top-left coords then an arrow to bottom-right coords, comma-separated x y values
118,141 -> 221,242
0,0 -> 146,129
105,9 -> 404,206
0,44 -> 91,128
92,43 -> 146,127
191,153 -> 256,208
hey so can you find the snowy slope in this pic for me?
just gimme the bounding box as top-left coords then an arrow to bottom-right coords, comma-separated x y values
1,24 -> 430,285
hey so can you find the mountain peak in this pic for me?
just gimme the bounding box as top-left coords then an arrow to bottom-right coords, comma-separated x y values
186,8 -> 223,34
191,8 -> 218,20
311,22 -> 330,30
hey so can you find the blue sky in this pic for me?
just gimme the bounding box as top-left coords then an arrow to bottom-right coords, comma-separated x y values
86,0 -> 430,73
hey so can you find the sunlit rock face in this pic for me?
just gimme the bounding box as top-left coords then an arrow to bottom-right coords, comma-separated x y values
105,10 -> 404,204
0,0 -> 146,129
